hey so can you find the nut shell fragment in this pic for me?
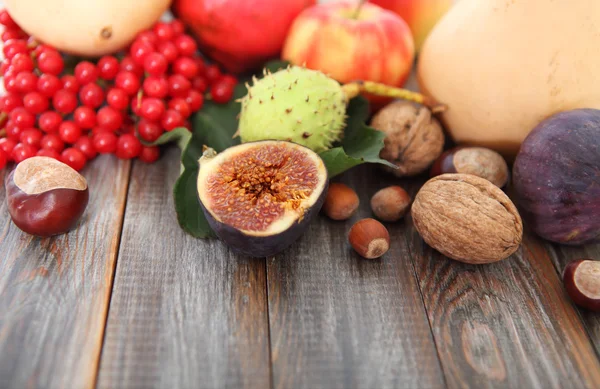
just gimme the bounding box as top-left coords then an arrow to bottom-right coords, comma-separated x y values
411,174 -> 523,264
371,101 -> 444,177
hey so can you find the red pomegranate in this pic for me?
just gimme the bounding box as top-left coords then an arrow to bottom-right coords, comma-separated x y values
173,0 -> 315,74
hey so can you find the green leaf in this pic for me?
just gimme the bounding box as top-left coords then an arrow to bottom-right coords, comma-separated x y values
318,96 -> 396,177
173,167 -> 216,238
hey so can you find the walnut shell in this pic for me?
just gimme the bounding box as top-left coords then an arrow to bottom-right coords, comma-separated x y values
370,101 -> 444,177
411,174 -> 523,264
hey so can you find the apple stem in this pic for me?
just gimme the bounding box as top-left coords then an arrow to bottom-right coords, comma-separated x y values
342,81 -> 447,113
352,0 -> 367,19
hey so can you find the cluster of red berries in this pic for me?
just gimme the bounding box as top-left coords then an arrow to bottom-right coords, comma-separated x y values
0,9 -> 237,171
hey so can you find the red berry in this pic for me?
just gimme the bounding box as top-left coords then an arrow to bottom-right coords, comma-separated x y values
168,74 -> 191,97
74,136 -> 97,160
139,145 -> 160,163
61,75 -> 80,93
93,131 -> 118,154
153,22 -> 175,41
210,80 -> 235,104
0,148 -> 8,169
6,120 -> 22,140
116,134 -> 142,159
119,56 -> 143,77
220,75 -> 238,86
130,96 -> 142,116
2,29 -> 23,42
23,91 -> 49,114
0,10 -> 18,28
97,56 -> 120,80
106,88 -> 129,110
79,83 -> 105,108
192,77 -> 208,92
4,75 -> 19,93
91,126 -> 112,136
174,35 -> 197,57
142,75 -> 169,98
0,60 -> 10,75
3,40 -> 27,60
37,51 -> 64,75
130,40 -> 154,66
161,109 -> 184,131
0,93 -> 23,112
36,148 -> 61,160
96,106 -> 123,132
168,97 -> 191,118
61,148 -> 87,171
73,106 -> 97,129
40,133 -> 65,152
12,143 -> 37,163
37,74 -> 62,97
137,119 -> 163,142
195,57 -> 206,76
171,20 -> 185,36
38,111 -> 63,133
143,52 -> 168,76
115,71 -> 141,95
0,137 -> 18,157
156,41 -> 178,63
205,65 -> 221,85
172,57 -> 198,79
16,71 -> 38,93
139,97 -> 165,122
19,128 -> 43,148
10,107 -> 35,128
136,30 -> 158,46
58,121 -> 82,144
10,53 -> 34,73
74,61 -> 98,84
52,89 -> 78,114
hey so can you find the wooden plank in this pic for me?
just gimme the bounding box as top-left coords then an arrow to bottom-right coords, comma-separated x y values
405,201 -> 600,388
97,147 -> 270,389
0,156 -> 131,389
267,166 -> 446,389
546,241 -> 600,355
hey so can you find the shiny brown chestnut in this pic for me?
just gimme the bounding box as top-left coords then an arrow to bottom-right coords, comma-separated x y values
5,156 -> 89,237
430,146 -> 509,188
563,259 -> 600,312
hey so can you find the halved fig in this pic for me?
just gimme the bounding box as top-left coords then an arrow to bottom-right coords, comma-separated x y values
197,140 -> 328,257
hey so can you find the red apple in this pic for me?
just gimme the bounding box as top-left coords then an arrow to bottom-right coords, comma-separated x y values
173,0 -> 315,74
282,1 -> 414,93
370,0 -> 453,51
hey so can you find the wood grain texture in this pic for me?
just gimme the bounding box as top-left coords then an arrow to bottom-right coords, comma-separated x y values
546,241 -> 600,355
405,192 -> 600,389
0,156 -> 131,389
268,166 -> 446,389
97,147 -> 270,389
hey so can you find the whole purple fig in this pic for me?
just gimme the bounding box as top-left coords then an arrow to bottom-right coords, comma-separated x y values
513,109 -> 600,245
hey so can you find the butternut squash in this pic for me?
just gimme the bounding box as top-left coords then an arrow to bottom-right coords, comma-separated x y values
417,0 -> 600,158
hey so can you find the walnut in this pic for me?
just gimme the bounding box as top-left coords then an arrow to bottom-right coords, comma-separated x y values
411,174 -> 523,264
370,101 -> 445,177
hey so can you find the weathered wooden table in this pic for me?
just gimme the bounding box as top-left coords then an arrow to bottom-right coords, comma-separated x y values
1,142 -> 600,389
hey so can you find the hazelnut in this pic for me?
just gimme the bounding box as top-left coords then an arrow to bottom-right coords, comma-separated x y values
563,259 -> 600,312
348,218 -> 390,259
370,101 -> 445,177
370,186 -> 411,222
322,182 -> 359,221
430,146 -> 509,188
411,174 -> 523,264
5,156 -> 89,237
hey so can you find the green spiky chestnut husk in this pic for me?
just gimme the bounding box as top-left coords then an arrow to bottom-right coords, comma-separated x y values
238,66 -> 347,153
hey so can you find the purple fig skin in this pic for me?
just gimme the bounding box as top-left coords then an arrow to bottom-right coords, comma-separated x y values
200,181 -> 327,258
513,108 -> 600,245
